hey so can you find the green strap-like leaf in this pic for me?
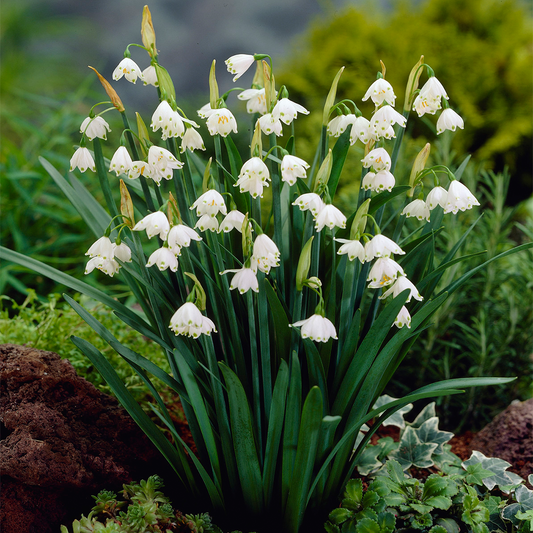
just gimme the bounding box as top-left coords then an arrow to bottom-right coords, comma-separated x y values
284,386 -> 324,533
219,363 -> 264,514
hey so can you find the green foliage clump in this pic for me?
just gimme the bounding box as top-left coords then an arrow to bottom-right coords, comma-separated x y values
278,0 -> 532,194
325,459 -> 533,533
0,291 -> 169,402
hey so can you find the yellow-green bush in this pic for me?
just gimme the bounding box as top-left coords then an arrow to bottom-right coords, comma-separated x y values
278,0 -> 532,198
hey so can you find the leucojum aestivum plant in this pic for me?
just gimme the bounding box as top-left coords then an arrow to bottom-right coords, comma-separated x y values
2,6 -> 531,533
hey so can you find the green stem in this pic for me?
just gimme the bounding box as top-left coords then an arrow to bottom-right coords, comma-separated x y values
93,138 -> 119,218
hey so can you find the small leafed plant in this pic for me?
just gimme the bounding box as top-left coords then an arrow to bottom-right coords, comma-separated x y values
2,5 -> 531,532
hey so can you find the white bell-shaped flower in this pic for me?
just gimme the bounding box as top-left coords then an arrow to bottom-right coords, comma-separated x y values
86,236 -> 114,260
151,101 -> 185,140
237,88 -> 267,115
113,57 -> 141,84
146,246 -> 179,272
148,145 -> 184,183
191,190 -> 227,217
315,204 -> 347,232
362,78 -> 396,107
80,116 -> 111,141
402,199 -> 430,221
206,108 -> 238,137
219,210 -> 247,233
280,155 -> 310,185
85,256 -> 120,277
109,146 -> 133,176
235,157 -> 271,198
132,211 -> 170,240
167,224 -> 202,252
367,257 -> 405,288
70,147 -> 96,173
272,97 -> 309,125
412,93 -> 441,117
180,126 -> 205,152
221,266 -> 259,294
394,306 -> 412,328
113,242 -> 132,263
335,238 -> 366,263
142,65 -> 159,87
444,180 -> 480,214
369,105 -> 406,139
364,234 -> 405,261
290,314 -> 337,343
169,302 -> 217,338
362,170 -> 395,193
328,114 -> 355,137
225,54 -> 255,82
253,234 -> 280,274
349,116 -> 371,145
426,186 -> 448,210
258,113 -> 283,136
292,193 -> 325,217
419,76 -> 448,105
380,275 -> 423,303
195,214 -> 220,232
361,148 -> 391,172
436,108 -> 464,134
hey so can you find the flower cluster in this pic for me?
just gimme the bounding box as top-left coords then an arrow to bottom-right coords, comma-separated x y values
84,236 -> 132,277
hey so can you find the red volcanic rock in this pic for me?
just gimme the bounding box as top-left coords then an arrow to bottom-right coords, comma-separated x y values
0,344 -> 166,533
470,398 -> 533,481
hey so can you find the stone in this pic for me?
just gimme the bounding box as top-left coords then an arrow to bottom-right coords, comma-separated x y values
470,398 -> 533,481
0,344 -> 169,533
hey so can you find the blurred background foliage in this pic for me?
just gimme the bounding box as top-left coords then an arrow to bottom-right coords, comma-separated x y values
1,0 -> 531,430
277,0 -> 532,206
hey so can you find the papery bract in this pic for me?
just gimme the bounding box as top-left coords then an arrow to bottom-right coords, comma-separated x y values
80,116 -> 111,141
291,314 -> 338,343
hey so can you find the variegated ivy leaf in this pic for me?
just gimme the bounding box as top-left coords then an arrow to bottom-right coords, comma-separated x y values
409,402 -> 437,429
462,451 -> 524,491
389,426 -> 439,469
373,395 -> 413,428
356,445 -> 383,476
433,444 -> 463,475
414,416 -> 454,455
502,485 -> 533,526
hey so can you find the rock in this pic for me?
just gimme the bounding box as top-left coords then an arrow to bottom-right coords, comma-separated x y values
470,398 -> 533,480
0,344 -> 168,533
